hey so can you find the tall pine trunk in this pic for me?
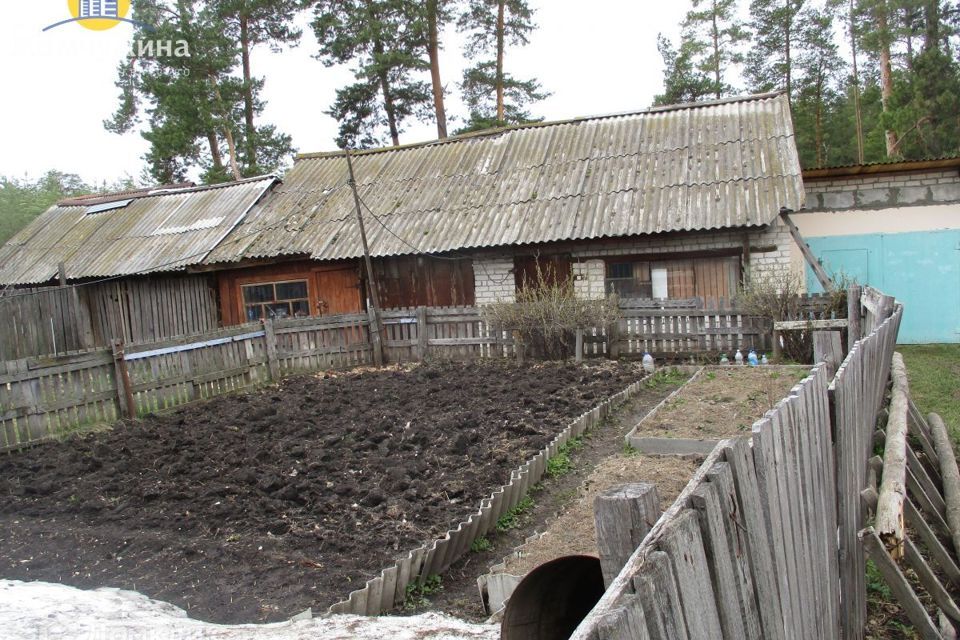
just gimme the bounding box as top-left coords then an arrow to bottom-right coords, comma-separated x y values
240,14 -> 257,169
208,132 -> 225,172
784,1 -> 792,100
210,74 -> 243,180
496,0 -> 505,122
427,0 -> 447,139
373,38 -> 400,146
711,2 -> 721,98
877,8 -> 898,156
849,0 -> 865,164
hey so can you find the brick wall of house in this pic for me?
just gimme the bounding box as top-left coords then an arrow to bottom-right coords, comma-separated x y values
473,255 -> 516,304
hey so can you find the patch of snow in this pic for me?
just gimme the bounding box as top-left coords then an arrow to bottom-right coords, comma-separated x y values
0,580 -> 498,640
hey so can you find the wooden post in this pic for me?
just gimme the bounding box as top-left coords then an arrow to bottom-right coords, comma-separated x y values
741,233 -> 752,286
111,340 -> 136,420
781,211 -> 834,291
813,330 -> 844,378
262,318 -> 280,381
608,318 -> 621,360
57,262 -> 67,286
344,148 -> 385,367
772,328 -> 782,361
593,483 -> 660,587
575,327 -> 584,363
876,352 -> 910,560
417,306 -> 429,361
847,284 -> 862,347
929,412 -> 960,557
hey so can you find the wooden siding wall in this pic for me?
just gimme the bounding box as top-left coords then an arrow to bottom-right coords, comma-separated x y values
571,289 -> 902,640
374,256 -> 475,308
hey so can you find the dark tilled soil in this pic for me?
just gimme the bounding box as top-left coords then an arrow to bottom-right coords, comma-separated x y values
416,372 -> 691,620
0,360 -> 642,624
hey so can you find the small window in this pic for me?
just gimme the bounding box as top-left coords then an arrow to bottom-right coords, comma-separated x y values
242,280 -> 309,321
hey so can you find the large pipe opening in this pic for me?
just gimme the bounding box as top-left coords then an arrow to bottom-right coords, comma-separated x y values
501,555 -> 605,640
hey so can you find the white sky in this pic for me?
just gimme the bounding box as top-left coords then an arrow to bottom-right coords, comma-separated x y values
0,1 -> 687,186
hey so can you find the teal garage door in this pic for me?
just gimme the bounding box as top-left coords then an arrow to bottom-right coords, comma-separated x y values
806,230 -> 960,343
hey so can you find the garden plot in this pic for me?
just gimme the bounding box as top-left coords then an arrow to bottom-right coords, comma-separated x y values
627,365 -> 810,455
0,361 -> 641,624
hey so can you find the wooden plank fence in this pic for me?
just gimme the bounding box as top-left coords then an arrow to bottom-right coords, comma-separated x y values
0,275 -> 219,360
571,286 -> 901,640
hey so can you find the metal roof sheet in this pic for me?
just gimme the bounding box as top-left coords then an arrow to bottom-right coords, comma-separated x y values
0,176 -> 276,285
205,92 -> 803,265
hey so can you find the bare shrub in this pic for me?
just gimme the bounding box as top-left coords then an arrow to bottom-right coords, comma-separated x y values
736,271 -> 848,362
482,264 -> 621,360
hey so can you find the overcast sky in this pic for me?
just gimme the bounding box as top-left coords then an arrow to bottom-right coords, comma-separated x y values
0,1 -> 687,186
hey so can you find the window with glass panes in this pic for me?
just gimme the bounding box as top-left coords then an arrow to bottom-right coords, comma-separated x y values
242,280 -> 310,321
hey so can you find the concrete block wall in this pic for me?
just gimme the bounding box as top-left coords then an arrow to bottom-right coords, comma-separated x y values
805,169 -> 960,211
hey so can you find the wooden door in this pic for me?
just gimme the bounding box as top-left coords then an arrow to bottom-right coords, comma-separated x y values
315,268 -> 362,316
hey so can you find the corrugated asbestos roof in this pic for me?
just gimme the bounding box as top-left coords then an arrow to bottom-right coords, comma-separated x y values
0,176 -> 276,285
204,92 -> 804,264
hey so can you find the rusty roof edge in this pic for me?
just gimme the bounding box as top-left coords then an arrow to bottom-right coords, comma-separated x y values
803,156 -> 960,179
295,92 -> 789,161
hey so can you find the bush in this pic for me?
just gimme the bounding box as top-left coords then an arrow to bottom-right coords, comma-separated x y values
482,263 -> 621,360
735,271 -> 847,362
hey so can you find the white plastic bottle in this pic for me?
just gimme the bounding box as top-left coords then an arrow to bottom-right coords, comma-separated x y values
734,349 -> 744,365
761,353 -> 769,365
642,352 -> 656,374
748,349 -> 759,367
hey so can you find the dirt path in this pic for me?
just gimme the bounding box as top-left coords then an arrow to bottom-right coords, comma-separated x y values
413,370 -> 691,621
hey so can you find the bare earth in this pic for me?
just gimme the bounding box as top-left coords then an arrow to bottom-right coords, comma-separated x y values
499,453 -> 701,577
632,366 -> 811,440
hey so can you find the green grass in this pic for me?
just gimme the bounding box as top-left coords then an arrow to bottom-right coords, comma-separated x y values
403,574 -> 442,610
898,344 -> 960,446
546,435 -> 584,478
496,496 -> 535,532
644,367 -> 688,389
470,536 -> 492,553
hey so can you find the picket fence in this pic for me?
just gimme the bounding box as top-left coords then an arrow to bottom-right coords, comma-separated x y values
571,288 -> 901,640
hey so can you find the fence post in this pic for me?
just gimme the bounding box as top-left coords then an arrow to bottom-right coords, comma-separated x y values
111,340 -> 136,420
417,306 -> 429,361
608,319 -> 621,360
593,483 -> 660,588
847,284 -> 862,346
575,328 -> 584,363
262,318 -> 280,381
813,330 -> 844,378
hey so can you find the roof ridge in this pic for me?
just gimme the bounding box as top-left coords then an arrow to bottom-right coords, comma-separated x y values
295,92 -> 787,161
56,174 -> 278,207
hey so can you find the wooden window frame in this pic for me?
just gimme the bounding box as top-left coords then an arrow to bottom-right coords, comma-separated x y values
240,278 -> 311,322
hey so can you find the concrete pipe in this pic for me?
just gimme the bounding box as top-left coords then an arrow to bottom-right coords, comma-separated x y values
501,555 -> 605,640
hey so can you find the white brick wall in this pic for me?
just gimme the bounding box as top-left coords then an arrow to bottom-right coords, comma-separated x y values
474,256 -> 515,304
573,259 -> 606,299
805,168 -> 960,210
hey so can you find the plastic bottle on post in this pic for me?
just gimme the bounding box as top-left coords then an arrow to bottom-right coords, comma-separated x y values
720,353 -> 729,365
642,352 -> 655,374
734,349 -> 744,365
748,349 -> 759,367
761,353 -> 769,365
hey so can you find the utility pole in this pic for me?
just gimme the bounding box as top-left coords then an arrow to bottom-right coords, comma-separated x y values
345,148 -> 386,366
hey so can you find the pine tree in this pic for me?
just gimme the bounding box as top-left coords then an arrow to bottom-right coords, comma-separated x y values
679,0 -> 750,99
456,0 -> 548,131
792,4 -> 846,167
313,0 -> 432,148
653,34 -> 715,105
744,0 -> 805,97
212,0 -> 301,173
105,0 -> 293,183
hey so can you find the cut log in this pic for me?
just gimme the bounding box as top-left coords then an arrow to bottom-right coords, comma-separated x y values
876,352 -> 909,560
929,412 -> 960,557
593,483 -> 660,588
